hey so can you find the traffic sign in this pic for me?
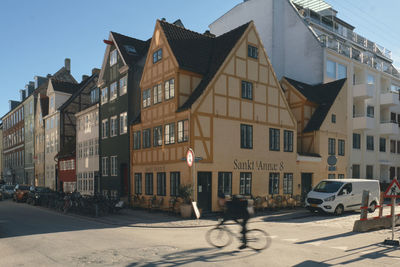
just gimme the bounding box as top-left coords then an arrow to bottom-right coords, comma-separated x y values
384,178 -> 400,198
186,149 -> 194,167
327,155 -> 337,166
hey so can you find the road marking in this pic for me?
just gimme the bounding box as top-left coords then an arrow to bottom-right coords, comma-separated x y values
330,246 -> 348,250
309,241 -> 322,246
270,235 -> 279,239
283,238 -> 299,242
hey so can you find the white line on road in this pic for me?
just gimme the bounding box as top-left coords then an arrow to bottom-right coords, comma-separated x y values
308,241 -> 323,246
282,238 -> 299,242
330,246 -> 348,250
270,235 -> 279,239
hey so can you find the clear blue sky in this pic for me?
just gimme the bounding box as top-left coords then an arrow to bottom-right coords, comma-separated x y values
0,0 -> 399,117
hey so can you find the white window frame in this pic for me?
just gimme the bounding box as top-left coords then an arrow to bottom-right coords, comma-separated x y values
102,119 -> 109,139
119,75 -> 127,95
143,89 -> 151,108
120,112 -> 127,134
110,116 -> 118,137
110,49 -> 117,66
111,156 -> 117,176
164,78 -> 175,100
110,82 -> 118,101
101,87 -> 108,104
102,157 -> 108,176
153,84 -> 162,104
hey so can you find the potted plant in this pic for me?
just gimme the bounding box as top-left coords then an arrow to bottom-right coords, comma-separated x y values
178,184 -> 193,218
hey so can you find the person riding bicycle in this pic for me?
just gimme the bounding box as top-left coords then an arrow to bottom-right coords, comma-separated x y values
218,192 -> 252,249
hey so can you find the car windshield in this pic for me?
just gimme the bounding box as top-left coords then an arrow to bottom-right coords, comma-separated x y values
313,181 -> 344,193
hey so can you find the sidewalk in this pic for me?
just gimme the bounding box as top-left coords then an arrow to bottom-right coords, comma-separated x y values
88,207 -> 310,228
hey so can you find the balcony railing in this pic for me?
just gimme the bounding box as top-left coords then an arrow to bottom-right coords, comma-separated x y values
380,121 -> 399,136
353,114 -> 375,130
353,83 -> 374,99
380,91 -> 400,106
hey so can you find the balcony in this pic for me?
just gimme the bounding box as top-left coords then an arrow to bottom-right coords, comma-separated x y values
353,83 -> 374,100
380,121 -> 399,136
380,92 -> 400,106
353,115 -> 375,130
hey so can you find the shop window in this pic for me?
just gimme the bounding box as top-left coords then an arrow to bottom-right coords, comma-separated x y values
353,133 -> 361,149
153,126 -> 162,147
366,136 -> 374,151
284,130 -> 293,152
338,139 -> 345,156
177,120 -> 189,143
218,172 -> 232,196
269,173 -> 279,195
241,81 -> 253,100
164,123 -> 175,145
170,172 -> 180,196
241,124 -> 253,149
165,79 -> 175,100
145,173 -> 154,195
240,172 -> 252,195
283,173 -> 293,194
157,172 -> 166,196
135,173 -> 142,194
133,131 -> 141,150
269,128 -> 280,151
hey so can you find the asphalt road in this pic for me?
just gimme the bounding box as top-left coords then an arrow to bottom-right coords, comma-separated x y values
1,199 -> 400,266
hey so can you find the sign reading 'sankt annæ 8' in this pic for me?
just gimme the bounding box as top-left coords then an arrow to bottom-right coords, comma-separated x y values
233,159 -> 284,171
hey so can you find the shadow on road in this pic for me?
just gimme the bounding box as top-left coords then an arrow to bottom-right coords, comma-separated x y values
126,247 -> 263,267
263,210 -> 358,223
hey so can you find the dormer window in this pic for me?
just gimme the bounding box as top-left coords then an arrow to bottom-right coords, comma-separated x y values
248,45 -> 258,59
50,96 -> 55,109
110,49 -> 117,66
153,49 -> 162,63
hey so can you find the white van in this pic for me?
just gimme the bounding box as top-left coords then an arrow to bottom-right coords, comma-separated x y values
305,179 -> 380,215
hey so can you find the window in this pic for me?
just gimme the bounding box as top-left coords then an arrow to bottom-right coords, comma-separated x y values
247,45 -> 258,59
143,89 -> 151,108
110,49 -> 117,66
352,164 -> 360,178
145,173 -> 153,195
283,173 -> 293,194
241,124 -> 253,149
390,140 -> 396,153
367,74 -> 375,85
367,106 -> 374,118
153,126 -> 162,147
269,173 -> 279,195
157,173 -> 166,196
135,173 -> 142,194
328,174 -> 335,179
90,88 -> 99,103
164,79 -> 175,100
177,120 -> 189,143
380,138 -> 386,152
153,84 -> 162,104
390,167 -> 395,180
327,60 -> 336,79
331,114 -> 336,123
101,119 -> 109,138
338,139 -> 345,156
366,165 -> 373,179
218,172 -> 232,196
241,81 -> 253,100
353,133 -> 361,149
153,49 -> 162,63
101,87 -> 108,104
50,96 -> 54,109
110,116 -> 118,137
240,173 -> 252,195
170,172 -> 180,196
164,123 -> 175,145
284,130 -> 293,152
338,174 -> 345,179
110,156 -> 117,176
102,157 -> 108,176
120,112 -> 127,134
366,136 -> 374,151
398,141 -> 400,155
110,82 -> 117,100
133,131 -> 141,150
119,76 -> 127,95
338,64 -> 347,79
269,128 -> 280,151
143,129 -> 151,148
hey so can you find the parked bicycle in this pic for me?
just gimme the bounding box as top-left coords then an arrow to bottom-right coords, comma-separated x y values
206,220 -> 271,251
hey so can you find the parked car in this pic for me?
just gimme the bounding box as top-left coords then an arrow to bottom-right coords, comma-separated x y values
306,179 -> 380,215
13,184 -> 31,202
27,187 -> 54,206
1,185 -> 16,199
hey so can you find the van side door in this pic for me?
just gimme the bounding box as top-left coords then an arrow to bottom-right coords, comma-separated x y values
337,183 -> 355,210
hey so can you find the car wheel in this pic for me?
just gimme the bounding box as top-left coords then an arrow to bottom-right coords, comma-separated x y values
368,202 -> 377,213
334,204 -> 344,216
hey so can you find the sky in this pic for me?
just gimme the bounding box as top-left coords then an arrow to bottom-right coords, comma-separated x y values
0,0 -> 399,118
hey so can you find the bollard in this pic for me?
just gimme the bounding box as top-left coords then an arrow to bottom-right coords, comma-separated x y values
379,192 -> 384,218
360,190 -> 369,220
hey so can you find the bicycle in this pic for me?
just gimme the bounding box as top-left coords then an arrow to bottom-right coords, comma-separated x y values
206,220 -> 271,251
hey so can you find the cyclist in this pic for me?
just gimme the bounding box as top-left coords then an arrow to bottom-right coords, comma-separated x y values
218,192 -> 251,249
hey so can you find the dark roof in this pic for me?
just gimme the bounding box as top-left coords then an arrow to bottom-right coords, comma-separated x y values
40,96 -> 49,117
284,77 -> 346,133
51,79 -> 80,94
166,21 -> 250,111
111,32 -> 151,67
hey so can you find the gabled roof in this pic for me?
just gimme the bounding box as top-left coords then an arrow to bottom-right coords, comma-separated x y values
40,96 -> 49,117
51,79 -> 80,94
167,21 -> 250,112
110,32 -> 151,67
284,77 -> 346,133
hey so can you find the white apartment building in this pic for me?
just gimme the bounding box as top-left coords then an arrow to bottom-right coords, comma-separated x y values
75,104 -> 99,195
210,0 -> 400,183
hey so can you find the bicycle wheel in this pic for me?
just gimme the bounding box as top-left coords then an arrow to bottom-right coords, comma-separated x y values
206,227 -> 232,248
246,229 -> 271,251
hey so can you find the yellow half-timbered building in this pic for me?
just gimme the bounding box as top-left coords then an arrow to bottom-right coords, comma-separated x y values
130,20 -> 299,212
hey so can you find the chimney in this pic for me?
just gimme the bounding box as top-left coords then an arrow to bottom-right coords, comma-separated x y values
34,76 -> 48,89
173,19 -> 185,28
203,30 -> 215,38
9,100 -> 20,111
82,75 -> 89,82
161,18 -> 166,22
25,81 -> 35,96
65,58 -> 71,73
92,68 -> 100,75
20,90 -> 26,101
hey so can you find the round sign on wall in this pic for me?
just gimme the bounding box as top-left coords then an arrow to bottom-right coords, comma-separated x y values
187,149 -> 194,167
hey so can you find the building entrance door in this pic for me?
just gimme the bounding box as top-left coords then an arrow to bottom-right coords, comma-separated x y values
301,173 -> 313,203
197,172 -> 212,212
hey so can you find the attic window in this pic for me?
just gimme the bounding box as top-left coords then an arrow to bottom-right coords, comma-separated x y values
153,49 -> 162,63
124,45 -> 137,55
248,45 -> 258,59
110,49 -> 117,66
331,114 -> 336,123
